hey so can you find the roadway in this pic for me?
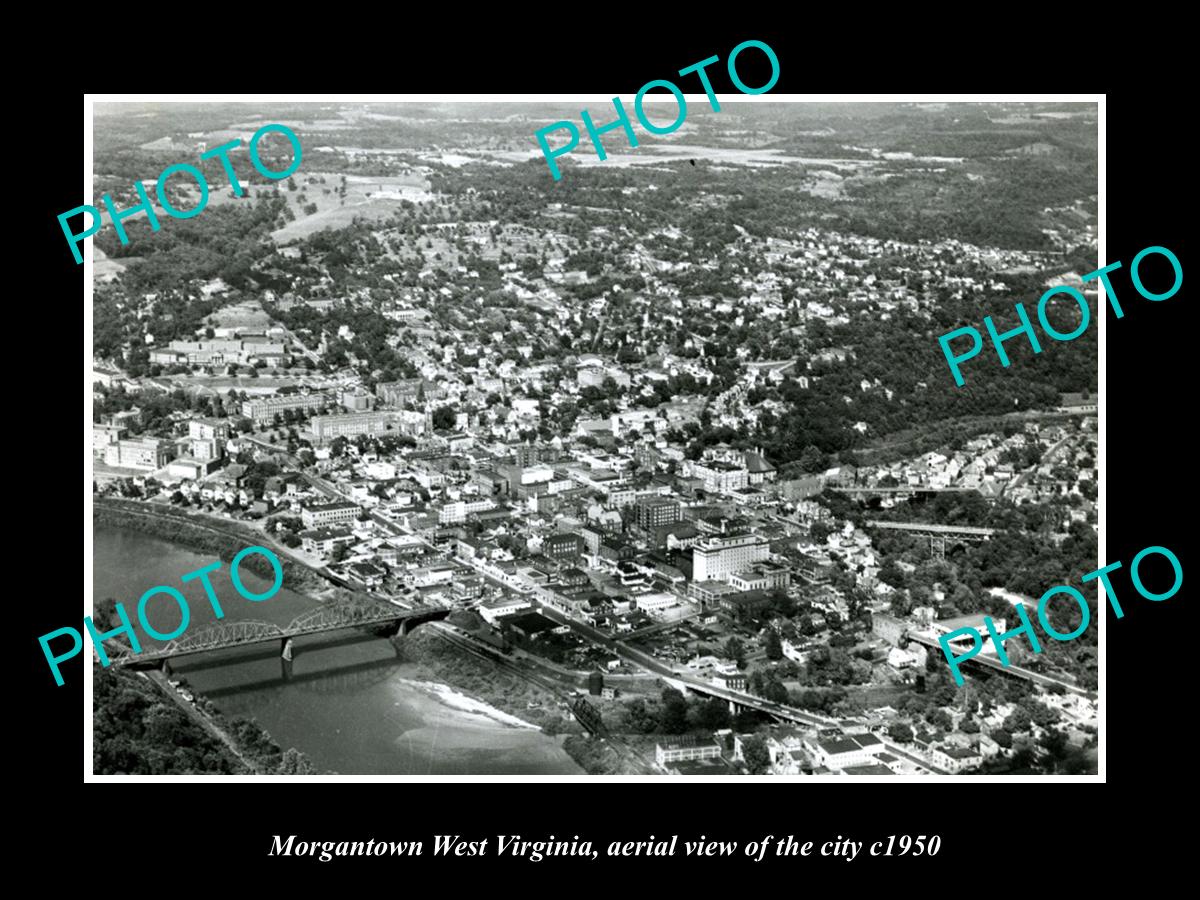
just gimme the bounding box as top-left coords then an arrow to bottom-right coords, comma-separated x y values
877,739 -> 948,775
1000,432 -> 1075,498
830,486 -> 977,495
530,603 -> 840,728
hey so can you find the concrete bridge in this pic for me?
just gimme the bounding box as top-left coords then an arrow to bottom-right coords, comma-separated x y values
116,603 -> 449,668
831,485 -> 980,498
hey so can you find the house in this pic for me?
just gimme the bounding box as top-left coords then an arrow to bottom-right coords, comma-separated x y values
300,527 -> 354,557
930,744 -> 984,773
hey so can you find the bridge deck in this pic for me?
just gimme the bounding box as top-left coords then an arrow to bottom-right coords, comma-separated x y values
119,607 -> 447,665
866,520 -> 995,537
831,486 -> 976,494
907,632 -> 1091,696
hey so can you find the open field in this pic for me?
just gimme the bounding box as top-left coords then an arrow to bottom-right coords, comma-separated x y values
94,247 -> 131,283
269,171 -> 435,244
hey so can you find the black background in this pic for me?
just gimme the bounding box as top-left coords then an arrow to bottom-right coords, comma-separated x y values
22,22 -> 1190,882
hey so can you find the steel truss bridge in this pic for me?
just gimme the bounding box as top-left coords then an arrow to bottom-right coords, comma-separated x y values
116,604 -> 449,667
866,520 -> 995,561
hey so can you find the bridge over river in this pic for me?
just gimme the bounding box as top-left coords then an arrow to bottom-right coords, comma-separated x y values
115,603 -> 449,668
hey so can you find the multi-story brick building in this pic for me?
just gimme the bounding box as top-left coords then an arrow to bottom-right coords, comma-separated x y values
309,412 -> 393,445
637,497 -> 680,529
543,532 -> 584,561
103,438 -> 175,470
241,393 -> 329,424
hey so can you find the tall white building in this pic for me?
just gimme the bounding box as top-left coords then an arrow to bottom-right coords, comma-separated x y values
692,533 -> 769,583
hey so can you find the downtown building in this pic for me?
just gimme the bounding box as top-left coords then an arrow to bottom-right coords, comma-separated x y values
684,458 -> 749,495
637,497 -> 680,529
241,393 -> 330,425
103,437 -> 175,471
301,501 -> 360,528
691,533 -> 769,583
375,378 -> 445,406
309,411 -> 394,445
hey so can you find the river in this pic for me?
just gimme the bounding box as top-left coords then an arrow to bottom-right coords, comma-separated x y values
93,525 -> 582,775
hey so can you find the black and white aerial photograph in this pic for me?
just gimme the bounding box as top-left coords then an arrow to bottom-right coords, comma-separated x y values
86,98 -> 1100,778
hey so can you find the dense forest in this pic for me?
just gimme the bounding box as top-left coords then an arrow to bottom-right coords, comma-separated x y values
93,664 -> 244,774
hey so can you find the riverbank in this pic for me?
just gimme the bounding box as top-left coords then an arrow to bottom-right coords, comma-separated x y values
94,498 -> 346,600
93,517 -> 588,773
396,628 -> 581,738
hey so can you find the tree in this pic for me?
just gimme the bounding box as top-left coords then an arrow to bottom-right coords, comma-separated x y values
927,708 -> 953,730
276,748 -> 317,774
692,698 -> 732,731
763,680 -> 789,705
764,629 -> 783,661
624,698 -> 658,734
659,688 -> 689,735
1038,728 -> 1070,769
93,597 -> 121,633
431,404 -> 457,431
1004,706 -> 1033,734
888,722 -> 915,744
741,735 -> 771,774
1026,699 -> 1062,729
723,637 -> 746,667
991,728 -> 1013,749
330,543 -> 350,563
810,521 -> 835,543
798,444 -> 827,473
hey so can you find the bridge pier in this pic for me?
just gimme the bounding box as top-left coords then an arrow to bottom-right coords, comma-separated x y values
281,637 -> 294,661
930,535 -> 946,561
160,659 -> 173,677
